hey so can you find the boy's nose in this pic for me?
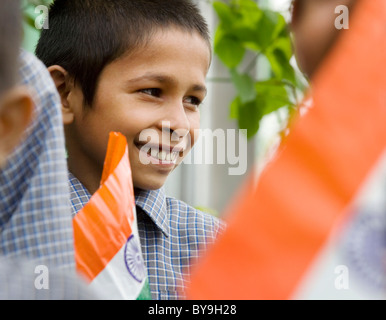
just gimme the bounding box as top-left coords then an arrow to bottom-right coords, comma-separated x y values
159,104 -> 191,138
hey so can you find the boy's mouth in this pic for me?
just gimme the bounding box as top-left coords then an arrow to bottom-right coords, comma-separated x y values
134,142 -> 184,164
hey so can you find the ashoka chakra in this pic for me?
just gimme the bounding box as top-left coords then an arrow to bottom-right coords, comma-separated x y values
124,235 -> 147,282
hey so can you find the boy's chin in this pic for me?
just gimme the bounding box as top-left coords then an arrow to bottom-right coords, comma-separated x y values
133,177 -> 168,191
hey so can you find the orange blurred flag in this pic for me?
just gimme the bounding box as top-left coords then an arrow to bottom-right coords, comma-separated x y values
187,0 -> 386,299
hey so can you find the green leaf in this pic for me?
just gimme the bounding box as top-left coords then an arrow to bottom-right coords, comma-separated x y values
222,1 -> 262,48
239,99 -> 262,139
232,0 -> 261,13
230,80 -> 294,139
214,30 -> 245,68
271,36 -> 293,60
254,10 -> 278,50
230,25 -> 262,48
230,69 -> 256,104
236,0 -> 263,27
213,1 -> 235,26
270,11 -> 287,41
230,96 -> 263,139
229,96 -> 240,119
255,81 -> 291,115
265,49 -> 296,84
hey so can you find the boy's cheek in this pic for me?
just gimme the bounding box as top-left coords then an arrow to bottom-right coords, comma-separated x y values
188,127 -> 200,152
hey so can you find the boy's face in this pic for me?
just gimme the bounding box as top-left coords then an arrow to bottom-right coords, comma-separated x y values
64,28 -> 210,191
291,0 -> 356,78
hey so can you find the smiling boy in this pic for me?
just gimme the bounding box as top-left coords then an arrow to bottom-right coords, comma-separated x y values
36,0 -> 224,300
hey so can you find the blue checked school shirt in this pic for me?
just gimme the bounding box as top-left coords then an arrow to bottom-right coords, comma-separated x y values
0,256 -> 100,299
0,50 -> 106,299
0,50 -> 75,271
69,172 -> 226,300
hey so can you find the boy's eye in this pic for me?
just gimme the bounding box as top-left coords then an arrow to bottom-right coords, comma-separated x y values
140,88 -> 162,97
184,96 -> 202,109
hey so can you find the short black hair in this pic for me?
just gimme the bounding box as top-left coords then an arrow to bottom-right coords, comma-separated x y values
35,0 -> 211,106
0,0 -> 22,96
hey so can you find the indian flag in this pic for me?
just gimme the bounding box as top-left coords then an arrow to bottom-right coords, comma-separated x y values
187,0 -> 386,300
73,132 -> 151,300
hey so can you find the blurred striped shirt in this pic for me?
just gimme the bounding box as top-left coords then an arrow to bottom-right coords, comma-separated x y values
0,50 -> 74,269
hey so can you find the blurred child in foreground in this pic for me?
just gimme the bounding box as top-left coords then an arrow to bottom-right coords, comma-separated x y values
0,0 -> 97,299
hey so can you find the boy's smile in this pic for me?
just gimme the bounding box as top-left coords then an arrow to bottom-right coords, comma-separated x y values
62,27 -> 211,194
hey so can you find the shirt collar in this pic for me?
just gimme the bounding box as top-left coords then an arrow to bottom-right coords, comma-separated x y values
69,171 -> 170,238
135,188 -> 170,238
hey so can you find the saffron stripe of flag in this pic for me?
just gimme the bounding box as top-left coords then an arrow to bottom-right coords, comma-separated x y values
73,132 -> 151,299
187,0 -> 386,300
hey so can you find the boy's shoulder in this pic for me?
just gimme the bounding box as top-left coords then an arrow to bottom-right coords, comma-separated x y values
135,188 -> 226,239
166,195 -> 225,232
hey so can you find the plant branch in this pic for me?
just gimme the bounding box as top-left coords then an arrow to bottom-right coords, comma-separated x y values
243,53 -> 260,75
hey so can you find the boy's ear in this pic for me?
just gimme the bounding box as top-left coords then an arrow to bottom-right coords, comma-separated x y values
48,65 -> 75,125
0,86 -> 33,167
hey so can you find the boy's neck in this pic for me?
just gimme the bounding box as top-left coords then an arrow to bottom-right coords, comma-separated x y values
66,148 -> 102,195
68,160 -> 101,195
